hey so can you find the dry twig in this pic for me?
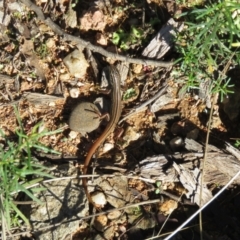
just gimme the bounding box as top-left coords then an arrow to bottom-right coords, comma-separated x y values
20,0 -> 173,67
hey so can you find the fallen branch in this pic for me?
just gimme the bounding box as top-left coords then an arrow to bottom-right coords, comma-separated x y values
20,0 -> 173,67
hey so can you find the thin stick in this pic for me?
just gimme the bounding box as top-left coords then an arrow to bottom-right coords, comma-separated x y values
20,0 -> 173,68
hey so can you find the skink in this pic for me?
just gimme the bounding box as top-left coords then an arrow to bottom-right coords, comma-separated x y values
82,65 -> 122,208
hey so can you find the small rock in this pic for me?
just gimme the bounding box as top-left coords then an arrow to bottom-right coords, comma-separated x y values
63,49 -> 89,78
91,191 -> 107,207
169,136 -> 184,151
132,64 -> 142,74
96,225 -> 115,240
38,23 -> 51,33
0,11 -> 11,26
69,88 -> 80,98
77,81 -> 84,87
170,122 -> 183,135
102,142 -> 114,153
69,131 -> 78,139
107,210 -> 122,220
64,7 -> 77,28
186,128 -> 199,140
98,176 -> 135,208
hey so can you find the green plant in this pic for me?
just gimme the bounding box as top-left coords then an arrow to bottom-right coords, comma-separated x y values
30,72 -> 37,78
12,12 -> 23,19
112,26 -> 144,50
175,0 -> 240,97
155,181 -> 162,194
211,77 -> 234,102
234,139 -> 240,148
0,107 -> 62,230
123,88 -> 137,100
128,206 -> 142,215
35,43 -> 49,59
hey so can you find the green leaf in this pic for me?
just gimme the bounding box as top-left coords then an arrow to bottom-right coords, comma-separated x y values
31,121 -> 44,134
37,128 -> 63,137
32,144 -> 60,154
31,187 -> 47,193
156,181 -> 161,188
155,189 -> 160,194
112,32 -> 121,45
17,169 -> 54,179
16,184 -> 42,204
132,27 -> 143,38
120,42 -> 129,50
10,201 -> 30,226
123,88 -> 137,100
21,178 -> 44,188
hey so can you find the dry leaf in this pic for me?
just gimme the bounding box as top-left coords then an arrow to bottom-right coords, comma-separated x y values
80,7 -> 107,32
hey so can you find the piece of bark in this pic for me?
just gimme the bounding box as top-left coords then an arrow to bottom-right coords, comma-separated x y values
23,92 -> 64,105
173,162 -> 212,206
137,150 -> 240,186
139,155 -> 178,182
135,146 -> 240,206
199,79 -> 212,108
142,18 -> 184,59
184,138 -> 204,152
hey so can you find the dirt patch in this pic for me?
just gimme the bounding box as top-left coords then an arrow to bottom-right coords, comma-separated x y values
1,0 -> 240,239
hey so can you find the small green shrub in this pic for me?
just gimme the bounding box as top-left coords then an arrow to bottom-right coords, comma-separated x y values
123,88 -> 137,100
112,27 -> 144,50
0,107 -> 62,230
175,0 -> 240,96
